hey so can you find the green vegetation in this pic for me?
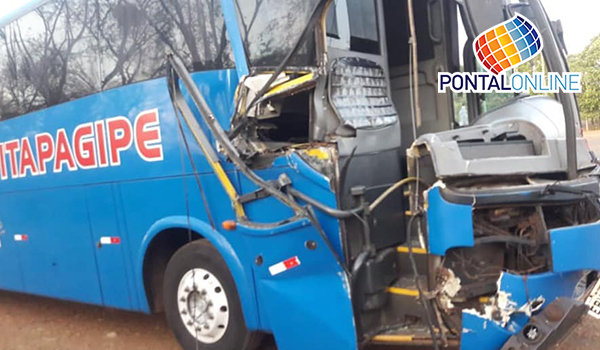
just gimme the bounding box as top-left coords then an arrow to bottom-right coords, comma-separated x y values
570,35 -> 600,126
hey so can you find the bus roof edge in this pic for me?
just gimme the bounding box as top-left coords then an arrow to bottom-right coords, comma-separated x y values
0,0 -> 50,28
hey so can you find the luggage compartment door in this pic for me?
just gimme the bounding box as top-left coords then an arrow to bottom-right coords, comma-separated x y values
3,188 -> 103,304
86,184 -> 133,309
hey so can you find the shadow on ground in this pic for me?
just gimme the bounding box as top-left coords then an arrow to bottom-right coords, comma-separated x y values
0,290 -> 596,350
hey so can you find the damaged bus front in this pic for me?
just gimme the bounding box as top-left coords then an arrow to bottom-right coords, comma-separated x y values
406,1 -> 600,349
168,0 -> 600,349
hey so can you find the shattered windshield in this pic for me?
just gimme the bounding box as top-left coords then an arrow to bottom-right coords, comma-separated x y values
234,0 -> 320,68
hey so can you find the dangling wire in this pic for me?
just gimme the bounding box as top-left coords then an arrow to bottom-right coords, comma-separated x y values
172,83 -> 216,231
407,0 -> 422,129
170,74 -> 218,350
407,0 -> 420,203
177,124 -> 194,238
406,1 -> 439,343
408,213 -> 440,350
407,0 -> 426,248
408,37 -> 418,144
178,105 -> 215,350
176,116 -> 200,350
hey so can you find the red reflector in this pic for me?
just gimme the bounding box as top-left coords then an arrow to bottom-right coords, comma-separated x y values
100,236 -> 121,245
268,256 -> 301,276
283,257 -> 300,269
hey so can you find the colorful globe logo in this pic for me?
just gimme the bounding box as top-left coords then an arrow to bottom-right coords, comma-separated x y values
474,15 -> 543,75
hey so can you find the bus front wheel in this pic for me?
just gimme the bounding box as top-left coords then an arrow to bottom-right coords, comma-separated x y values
163,240 -> 261,350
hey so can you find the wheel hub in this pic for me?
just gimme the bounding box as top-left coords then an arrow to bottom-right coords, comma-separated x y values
177,268 -> 230,344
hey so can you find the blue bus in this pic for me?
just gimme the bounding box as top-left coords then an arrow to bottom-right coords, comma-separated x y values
1,0 -> 599,349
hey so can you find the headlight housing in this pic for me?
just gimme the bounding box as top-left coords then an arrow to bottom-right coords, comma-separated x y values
329,57 -> 398,129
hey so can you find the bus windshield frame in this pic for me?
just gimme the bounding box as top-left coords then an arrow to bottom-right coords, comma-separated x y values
233,0 -> 321,69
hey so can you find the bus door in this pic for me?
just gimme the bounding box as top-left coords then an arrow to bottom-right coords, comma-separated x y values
2,188 -> 103,304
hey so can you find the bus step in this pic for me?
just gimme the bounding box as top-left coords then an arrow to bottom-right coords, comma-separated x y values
396,243 -> 428,275
386,276 -> 432,320
387,276 -> 424,297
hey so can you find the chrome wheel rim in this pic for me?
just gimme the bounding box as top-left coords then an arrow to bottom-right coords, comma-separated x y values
177,268 -> 229,343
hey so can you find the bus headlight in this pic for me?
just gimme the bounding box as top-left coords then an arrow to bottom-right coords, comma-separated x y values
329,58 -> 398,130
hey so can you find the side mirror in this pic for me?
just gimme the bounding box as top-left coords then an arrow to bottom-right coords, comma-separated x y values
462,0 -> 505,35
507,3 -> 535,19
552,20 -> 568,55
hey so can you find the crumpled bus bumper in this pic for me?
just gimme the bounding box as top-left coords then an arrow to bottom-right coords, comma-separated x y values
460,218 -> 600,350
425,184 -> 600,350
461,271 -> 591,350
499,297 -> 588,350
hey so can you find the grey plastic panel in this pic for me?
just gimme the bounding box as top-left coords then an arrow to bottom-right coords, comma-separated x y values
412,96 -> 595,177
459,141 -> 535,160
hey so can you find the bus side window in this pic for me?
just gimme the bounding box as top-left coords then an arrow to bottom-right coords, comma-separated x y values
0,0 -> 236,121
346,0 -> 380,55
0,0 -> 100,119
0,46 -> 20,119
96,0 -> 235,91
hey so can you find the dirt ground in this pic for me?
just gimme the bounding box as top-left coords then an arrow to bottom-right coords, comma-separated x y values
0,288 -> 598,350
2,133 -> 600,350
585,130 -> 600,155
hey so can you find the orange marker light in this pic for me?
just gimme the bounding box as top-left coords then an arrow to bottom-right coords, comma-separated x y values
222,220 -> 237,231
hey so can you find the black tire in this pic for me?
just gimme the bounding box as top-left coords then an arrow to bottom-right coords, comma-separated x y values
164,240 -> 262,350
